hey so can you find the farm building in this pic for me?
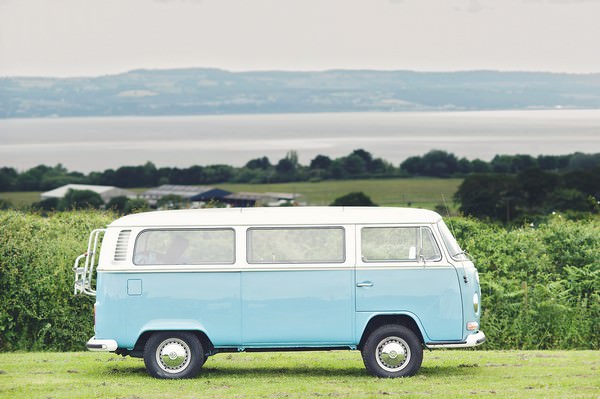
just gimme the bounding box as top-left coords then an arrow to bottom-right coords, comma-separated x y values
138,184 -> 303,207
223,192 -> 304,207
40,184 -> 135,203
139,185 -> 231,206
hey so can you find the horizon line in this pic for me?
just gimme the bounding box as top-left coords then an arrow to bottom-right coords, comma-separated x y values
3,66 -> 600,80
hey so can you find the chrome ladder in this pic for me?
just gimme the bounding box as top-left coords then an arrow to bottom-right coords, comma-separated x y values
73,229 -> 105,296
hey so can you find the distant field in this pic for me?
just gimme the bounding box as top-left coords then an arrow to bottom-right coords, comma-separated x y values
0,178 -> 462,210
0,350 -> 597,399
218,178 -> 462,209
0,191 -> 41,207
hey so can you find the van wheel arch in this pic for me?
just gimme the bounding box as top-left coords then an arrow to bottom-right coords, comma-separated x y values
359,315 -> 424,350
134,330 -> 214,358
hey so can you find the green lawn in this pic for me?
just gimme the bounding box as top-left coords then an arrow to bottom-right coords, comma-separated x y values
0,351 -> 597,398
0,178 -> 462,211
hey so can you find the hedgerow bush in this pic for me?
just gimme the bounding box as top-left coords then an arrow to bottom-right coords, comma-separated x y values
0,210 -> 114,351
450,216 -> 600,349
0,210 -> 598,351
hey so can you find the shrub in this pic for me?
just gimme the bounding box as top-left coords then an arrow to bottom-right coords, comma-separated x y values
450,216 -> 600,349
330,192 -> 377,206
0,210 -> 114,351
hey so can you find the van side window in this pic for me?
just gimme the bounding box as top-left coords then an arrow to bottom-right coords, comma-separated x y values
361,227 -> 441,262
421,227 -> 442,261
133,229 -> 235,265
247,227 -> 345,264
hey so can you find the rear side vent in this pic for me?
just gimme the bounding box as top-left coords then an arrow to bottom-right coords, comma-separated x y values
114,230 -> 131,262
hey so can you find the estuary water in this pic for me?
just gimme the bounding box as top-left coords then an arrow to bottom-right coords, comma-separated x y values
1,110 -> 599,172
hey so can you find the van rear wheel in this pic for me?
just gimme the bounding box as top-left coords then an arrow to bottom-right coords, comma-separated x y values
361,325 -> 423,378
143,332 -> 204,379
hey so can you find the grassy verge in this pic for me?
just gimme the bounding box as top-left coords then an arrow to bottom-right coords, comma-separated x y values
0,350 -> 597,398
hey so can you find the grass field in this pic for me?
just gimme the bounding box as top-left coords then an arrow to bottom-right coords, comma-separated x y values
0,350 -> 597,398
218,178 -> 462,208
0,191 -> 41,207
0,178 -> 463,211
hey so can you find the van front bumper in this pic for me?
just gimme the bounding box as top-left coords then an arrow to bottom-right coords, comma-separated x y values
425,330 -> 486,349
86,336 -> 118,352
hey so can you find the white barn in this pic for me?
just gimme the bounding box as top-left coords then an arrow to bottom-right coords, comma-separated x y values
41,184 -> 135,203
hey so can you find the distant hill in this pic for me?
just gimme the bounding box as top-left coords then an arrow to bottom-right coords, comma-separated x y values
1,68 -> 600,118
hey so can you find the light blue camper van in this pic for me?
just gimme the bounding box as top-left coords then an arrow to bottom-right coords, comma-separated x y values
74,207 -> 485,379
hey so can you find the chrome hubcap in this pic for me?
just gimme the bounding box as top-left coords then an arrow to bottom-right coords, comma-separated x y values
156,338 -> 191,373
376,336 -> 410,372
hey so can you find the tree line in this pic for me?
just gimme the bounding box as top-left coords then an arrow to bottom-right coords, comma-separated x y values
455,167 -> 600,223
1,149 -> 599,192
1,149 -> 598,222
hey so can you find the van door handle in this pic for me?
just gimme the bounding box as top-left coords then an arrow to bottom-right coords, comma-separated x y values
356,281 -> 374,287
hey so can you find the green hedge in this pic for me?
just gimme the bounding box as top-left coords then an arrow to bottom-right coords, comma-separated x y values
0,211 -> 114,351
0,210 -> 598,351
451,216 -> 600,349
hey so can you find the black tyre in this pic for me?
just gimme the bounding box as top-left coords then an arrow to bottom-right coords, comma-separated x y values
361,324 -> 423,378
143,332 -> 205,379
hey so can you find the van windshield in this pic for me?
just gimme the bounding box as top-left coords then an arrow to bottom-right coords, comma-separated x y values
437,221 -> 468,261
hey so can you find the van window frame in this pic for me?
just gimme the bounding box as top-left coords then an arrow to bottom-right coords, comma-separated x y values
358,225 -> 442,264
132,227 -> 236,266
246,226 -> 346,265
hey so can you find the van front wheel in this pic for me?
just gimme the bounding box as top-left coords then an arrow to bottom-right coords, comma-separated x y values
144,332 -> 204,379
361,325 -> 423,378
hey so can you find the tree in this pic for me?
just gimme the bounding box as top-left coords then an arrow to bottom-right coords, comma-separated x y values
563,167 -> 600,198
471,159 -> 490,173
0,167 -> 18,191
399,156 -> 422,175
106,196 -> 130,212
202,165 -> 235,183
567,153 -> 600,171
274,151 -> 301,181
491,154 -> 537,174
275,158 -> 295,175
454,174 -> 518,222
31,198 -> 60,211
60,189 -> 104,210
245,156 -> 272,170
330,192 -> 377,206
369,158 -> 391,174
516,168 -> 560,210
457,158 -> 472,175
16,165 -> 52,191
490,155 -> 513,173
349,149 -> 374,172
400,150 -> 459,177
420,150 -> 459,177
309,155 -> 332,170
342,154 -> 366,176
545,189 -> 597,213
510,155 -> 537,173
329,159 -> 348,179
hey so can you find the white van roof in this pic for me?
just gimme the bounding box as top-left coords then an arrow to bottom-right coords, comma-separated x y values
109,206 -> 443,228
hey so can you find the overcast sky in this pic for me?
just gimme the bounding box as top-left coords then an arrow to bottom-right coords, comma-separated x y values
1,0 -> 600,77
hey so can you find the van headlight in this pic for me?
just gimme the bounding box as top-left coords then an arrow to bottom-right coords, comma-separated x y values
473,293 -> 479,314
